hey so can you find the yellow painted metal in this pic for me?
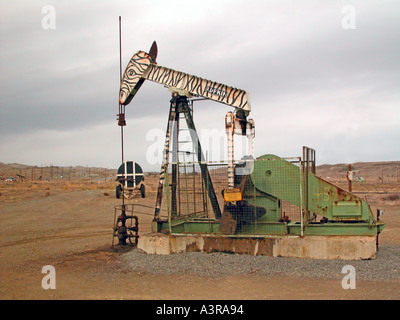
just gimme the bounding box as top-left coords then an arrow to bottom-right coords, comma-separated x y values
223,187 -> 243,202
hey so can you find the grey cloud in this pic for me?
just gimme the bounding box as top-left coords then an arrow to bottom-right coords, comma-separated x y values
0,0 -> 399,167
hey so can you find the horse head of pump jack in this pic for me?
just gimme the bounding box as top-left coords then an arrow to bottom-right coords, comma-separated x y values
119,41 -> 158,106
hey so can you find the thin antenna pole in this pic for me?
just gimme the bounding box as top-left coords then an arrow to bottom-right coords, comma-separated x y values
119,16 -> 125,208
119,16 -> 122,84
119,16 -> 124,165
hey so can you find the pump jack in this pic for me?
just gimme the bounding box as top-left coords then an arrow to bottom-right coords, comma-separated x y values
118,41 -> 385,241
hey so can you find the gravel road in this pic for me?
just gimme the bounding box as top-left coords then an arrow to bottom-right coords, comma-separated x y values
121,245 -> 400,281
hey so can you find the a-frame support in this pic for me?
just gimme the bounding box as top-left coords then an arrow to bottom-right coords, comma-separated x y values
153,95 -> 222,222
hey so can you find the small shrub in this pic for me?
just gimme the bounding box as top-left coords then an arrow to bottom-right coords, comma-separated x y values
383,194 -> 400,201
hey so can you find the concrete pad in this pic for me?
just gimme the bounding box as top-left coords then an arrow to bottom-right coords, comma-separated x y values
137,233 -> 171,255
137,233 -> 377,260
273,236 -> 377,260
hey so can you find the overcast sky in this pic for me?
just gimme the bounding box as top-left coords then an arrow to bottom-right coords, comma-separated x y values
0,0 -> 399,170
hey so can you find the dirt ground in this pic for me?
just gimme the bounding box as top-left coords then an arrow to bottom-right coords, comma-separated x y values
0,179 -> 399,300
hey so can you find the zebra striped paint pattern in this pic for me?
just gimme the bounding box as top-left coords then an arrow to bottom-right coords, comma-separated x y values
119,50 -> 251,112
145,64 -> 250,112
119,51 -> 152,105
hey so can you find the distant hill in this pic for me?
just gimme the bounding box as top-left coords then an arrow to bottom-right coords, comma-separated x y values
3,163 -> 31,169
0,163 -> 117,181
317,161 -> 400,183
1,160 -> 399,183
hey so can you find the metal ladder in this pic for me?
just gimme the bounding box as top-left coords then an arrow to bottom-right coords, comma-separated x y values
175,112 -> 208,218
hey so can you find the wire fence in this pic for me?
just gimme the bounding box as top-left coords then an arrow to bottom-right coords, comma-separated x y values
165,157 -> 304,236
0,166 -> 116,182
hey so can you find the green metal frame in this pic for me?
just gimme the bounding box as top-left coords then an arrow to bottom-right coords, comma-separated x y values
156,219 -> 384,237
157,153 -> 385,237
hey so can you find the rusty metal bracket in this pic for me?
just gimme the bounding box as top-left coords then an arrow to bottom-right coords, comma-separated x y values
113,204 -> 139,246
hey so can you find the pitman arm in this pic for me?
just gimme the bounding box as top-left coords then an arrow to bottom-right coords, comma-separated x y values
225,112 -> 255,189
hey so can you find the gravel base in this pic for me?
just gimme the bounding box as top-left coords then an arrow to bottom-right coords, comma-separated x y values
120,245 -> 400,281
